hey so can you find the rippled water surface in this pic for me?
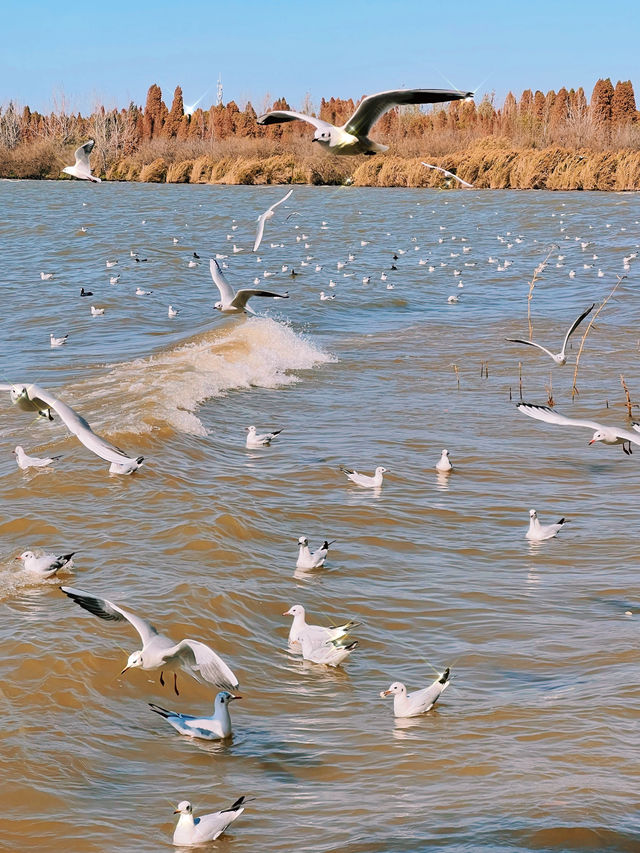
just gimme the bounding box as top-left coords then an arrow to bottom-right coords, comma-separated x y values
1,181 -> 640,852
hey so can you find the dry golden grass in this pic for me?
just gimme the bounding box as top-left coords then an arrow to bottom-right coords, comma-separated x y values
139,158 -> 167,182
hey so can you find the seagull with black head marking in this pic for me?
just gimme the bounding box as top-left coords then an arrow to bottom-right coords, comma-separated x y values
60,586 -> 238,695
149,690 -> 240,740
210,259 -> 288,314
62,140 -> 101,182
258,88 -> 472,155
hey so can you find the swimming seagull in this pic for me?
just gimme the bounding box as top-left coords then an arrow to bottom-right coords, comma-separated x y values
168,305 -> 179,318
17,550 -> 75,577
62,140 -> 101,182
0,383 -> 144,473
435,449 -> 452,472
210,259 -> 288,314
506,304 -> 595,365
172,798 -> 246,846
295,536 -> 333,570
13,445 -> 61,470
149,691 -> 240,740
380,669 -> 450,717
526,509 -> 567,541
517,402 -> 640,455
245,425 -> 282,448
90,306 -> 105,316
257,88 -> 472,155
40,272 -> 54,281
253,189 -> 293,252
284,604 -> 358,650
50,333 -> 68,347
60,586 -> 238,695
421,162 -> 473,188
340,466 -> 387,488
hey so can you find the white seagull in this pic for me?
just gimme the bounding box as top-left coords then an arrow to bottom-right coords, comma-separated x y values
17,550 -> 75,577
526,508 -> 568,541
381,668 -> 451,717
13,445 -> 60,470
62,140 -> 101,182
506,304 -> 595,365
40,272 -> 54,281
172,798 -> 246,846
90,306 -> 105,316
210,259 -> 288,314
257,88 -> 472,155
60,586 -> 238,695
284,604 -> 358,651
246,425 -> 282,448
300,632 -> 358,667
435,449 -> 452,473
168,305 -> 179,318
296,536 -> 333,570
0,383 -> 144,473
422,162 -> 474,187
253,189 -> 293,252
149,691 -> 240,740
50,333 -> 68,347
517,402 -> 640,455
340,465 -> 387,488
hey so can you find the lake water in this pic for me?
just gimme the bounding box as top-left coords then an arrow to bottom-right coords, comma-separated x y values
1,181 -> 639,852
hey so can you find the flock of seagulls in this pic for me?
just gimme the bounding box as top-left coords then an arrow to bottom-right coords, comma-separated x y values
17,86 -> 636,845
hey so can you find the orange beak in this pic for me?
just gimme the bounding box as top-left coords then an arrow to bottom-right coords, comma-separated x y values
588,439 -> 596,445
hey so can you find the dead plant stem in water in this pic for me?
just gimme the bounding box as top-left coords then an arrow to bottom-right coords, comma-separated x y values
527,245 -> 557,341
571,275 -> 625,400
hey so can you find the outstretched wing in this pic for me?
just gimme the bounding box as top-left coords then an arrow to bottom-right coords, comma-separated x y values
253,214 -> 268,253
257,110 -> 332,131
345,89 -> 472,137
60,586 -> 158,644
422,162 -> 473,187
232,289 -> 289,310
516,403 -> 603,431
209,258 -> 236,303
506,338 -> 556,360
266,188 -> 293,215
560,303 -> 595,355
169,639 -> 239,691
74,140 -> 95,168
9,383 -> 140,467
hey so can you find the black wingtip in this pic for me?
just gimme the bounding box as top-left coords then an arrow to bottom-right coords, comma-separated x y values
223,796 -> 246,812
439,667 -> 451,684
148,703 -> 171,718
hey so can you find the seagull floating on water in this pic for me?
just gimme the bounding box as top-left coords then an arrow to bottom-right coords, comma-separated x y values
50,333 -> 68,348
284,604 -> 358,651
300,632 -> 358,667
17,550 -> 74,577
526,508 -> 567,541
341,465 -> 387,488
210,259 -> 288,314
435,449 -> 452,472
258,89 -> 472,155
149,691 -> 240,740
381,669 -> 450,717
13,445 -> 61,470
517,402 -> 640,455
172,798 -> 246,846
62,140 -> 101,182
168,305 -> 179,318
506,304 -> 595,365
296,536 -> 333,570
90,306 -> 105,316
40,272 -> 54,281
253,189 -> 293,252
246,425 -> 282,448
60,586 -> 238,695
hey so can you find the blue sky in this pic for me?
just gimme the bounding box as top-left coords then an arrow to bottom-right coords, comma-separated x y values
2,0 -> 638,114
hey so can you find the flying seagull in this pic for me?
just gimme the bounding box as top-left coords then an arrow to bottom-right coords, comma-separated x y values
517,402 -> 640,455
506,304 -> 595,365
253,189 -> 293,252
210,259 -> 288,314
421,162 -> 473,188
62,140 -> 101,183
257,88 -> 473,155
0,383 -> 143,473
60,586 -> 238,694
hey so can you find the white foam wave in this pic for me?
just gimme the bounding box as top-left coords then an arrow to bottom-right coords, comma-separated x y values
71,318 -> 334,438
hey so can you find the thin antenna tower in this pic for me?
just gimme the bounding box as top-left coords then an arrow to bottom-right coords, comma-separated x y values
216,74 -> 223,106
